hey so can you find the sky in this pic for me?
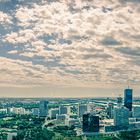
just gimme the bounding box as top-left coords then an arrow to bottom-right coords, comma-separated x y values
0,0 -> 140,97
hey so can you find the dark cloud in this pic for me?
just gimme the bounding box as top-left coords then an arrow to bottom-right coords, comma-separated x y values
101,37 -> 122,46
59,38 -> 72,45
83,53 -> 112,60
130,35 -> 140,42
116,47 -> 140,56
119,0 -> 140,4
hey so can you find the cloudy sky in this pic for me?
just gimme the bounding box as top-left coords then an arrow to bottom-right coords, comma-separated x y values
0,0 -> 140,97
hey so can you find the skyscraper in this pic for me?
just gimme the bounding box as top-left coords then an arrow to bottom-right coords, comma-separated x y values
124,88 -> 133,111
114,106 -> 129,127
83,113 -> 89,132
114,97 -> 129,127
39,100 -> 49,117
107,102 -> 114,119
83,113 -> 99,133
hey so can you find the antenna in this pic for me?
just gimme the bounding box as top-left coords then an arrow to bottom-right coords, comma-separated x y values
127,80 -> 130,89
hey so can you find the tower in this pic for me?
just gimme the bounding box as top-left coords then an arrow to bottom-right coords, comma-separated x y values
83,113 -> 99,133
83,113 -> 89,132
114,96 -> 129,127
39,100 -> 49,117
107,102 -> 114,119
124,88 -> 133,111
114,106 -> 129,127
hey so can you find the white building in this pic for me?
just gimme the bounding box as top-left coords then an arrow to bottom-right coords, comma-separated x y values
11,107 -> 26,115
49,108 -> 59,119
65,118 -> 79,126
87,102 -> 95,113
0,109 -> 7,114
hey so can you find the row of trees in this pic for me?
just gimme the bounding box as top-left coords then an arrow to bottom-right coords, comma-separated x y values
13,127 -> 55,140
87,129 -> 140,140
0,132 -> 7,140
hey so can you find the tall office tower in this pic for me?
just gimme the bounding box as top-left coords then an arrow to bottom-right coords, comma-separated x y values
83,113 -> 89,132
106,102 -> 114,119
78,104 -> 87,118
114,100 -> 129,127
83,113 -> 99,132
89,115 -> 99,132
124,88 -> 133,111
114,106 -> 129,126
39,100 -> 49,117
59,106 -> 68,115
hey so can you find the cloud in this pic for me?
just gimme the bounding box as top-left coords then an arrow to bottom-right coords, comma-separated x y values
116,47 -> 140,57
101,37 -> 122,46
0,0 -> 140,89
0,11 -> 12,26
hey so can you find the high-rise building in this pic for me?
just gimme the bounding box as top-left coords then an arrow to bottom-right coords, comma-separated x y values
89,115 -> 99,132
39,100 -> 49,117
59,106 -> 68,115
114,96 -> 129,127
83,113 -> 99,133
124,88 -> 133,111
83,113 -> 89,132
78,104 -> 87,118
114,106 -> 129,126
106,102 -> 114,119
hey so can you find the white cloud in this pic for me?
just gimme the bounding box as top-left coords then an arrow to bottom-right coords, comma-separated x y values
1,0 -> 140,88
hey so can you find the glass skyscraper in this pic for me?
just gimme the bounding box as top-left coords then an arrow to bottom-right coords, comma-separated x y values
124,88 -> 133,111
39,100 -> 49,117
83,113 -> 99,132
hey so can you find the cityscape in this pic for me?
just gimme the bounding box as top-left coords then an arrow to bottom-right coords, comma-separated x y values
0,0 -> 140,140
0,87 -> 140,139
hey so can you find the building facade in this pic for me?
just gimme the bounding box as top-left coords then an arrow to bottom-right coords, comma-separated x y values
124,88 -> 133,111
39,100 -> 49,117
59,106 -> 68,115
133,106 -> 140,118
107,102 -> 114,119
78,104 -> 87,118
49,108 -> 59,119
83,113 -> 99,132
114,106 -> 129,127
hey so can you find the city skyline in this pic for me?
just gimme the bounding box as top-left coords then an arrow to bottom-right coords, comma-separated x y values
0,0 -> 140,97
